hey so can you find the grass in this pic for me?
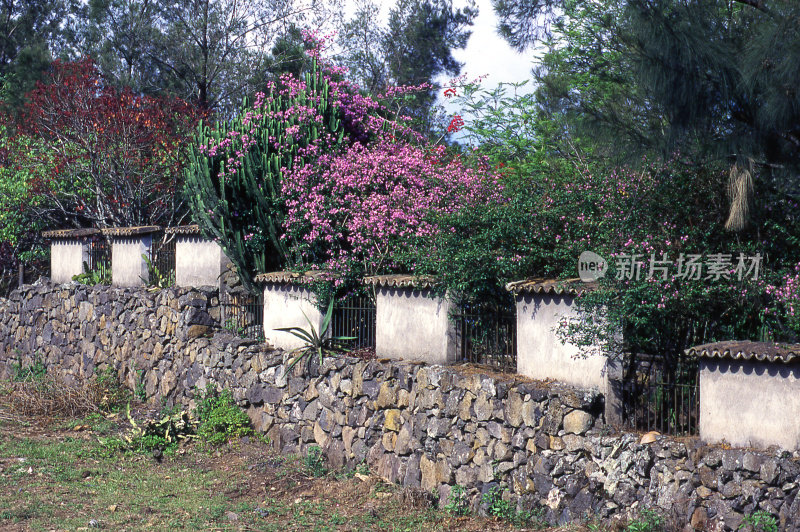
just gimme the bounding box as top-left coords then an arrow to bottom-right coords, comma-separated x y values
0,414 -> 549,531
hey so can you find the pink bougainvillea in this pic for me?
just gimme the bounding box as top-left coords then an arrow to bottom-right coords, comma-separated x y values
282,139 -> 505,280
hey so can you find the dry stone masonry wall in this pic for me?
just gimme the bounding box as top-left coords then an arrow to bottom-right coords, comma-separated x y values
1,279 -> 799,531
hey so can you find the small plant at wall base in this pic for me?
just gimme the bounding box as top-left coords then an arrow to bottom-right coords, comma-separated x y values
444,484 -> 470,516
193,385 -> 253,446
302,445 -> 327,478
72,261 -> 111,286
625,509 -> 663,532
10,355 -> 46,383
739,510 -> 779,532
276,299 -> 355,372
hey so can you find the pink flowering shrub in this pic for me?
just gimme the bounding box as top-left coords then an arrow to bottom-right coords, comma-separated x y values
283,139 -> 505,281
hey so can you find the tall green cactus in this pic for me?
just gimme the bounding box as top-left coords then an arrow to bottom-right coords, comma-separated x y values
184,61 -> 344,292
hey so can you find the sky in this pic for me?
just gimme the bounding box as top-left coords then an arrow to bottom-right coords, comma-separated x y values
340,0 -> 537,90
448,0 -> 537,88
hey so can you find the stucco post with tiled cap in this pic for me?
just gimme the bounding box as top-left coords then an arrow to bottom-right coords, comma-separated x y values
101,226 -> 160,287
166,225 -> 230,288
42,228 -> 101,284
256,271 -> 328,351
507,278 -> 622,425
690,341 -> 800,450
366,274 -> 457,365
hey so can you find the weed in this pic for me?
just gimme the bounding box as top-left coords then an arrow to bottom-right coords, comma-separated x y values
302,445 -> 327,477
134,369 -> 147,402
444,484 -> 470,516
10,356 -> 47,383
626,509 -> 664,532
480,485 -> 548,527
142,254 -> 175,289
72,261 -> 111,286
223,318 -> 248,338
91,366 -> 129,412
193,385 -> 253,446
739,510 -> 779,532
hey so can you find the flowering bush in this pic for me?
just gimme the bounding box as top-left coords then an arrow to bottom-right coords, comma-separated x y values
187,34 -> 504,293
283,139 -> 504,283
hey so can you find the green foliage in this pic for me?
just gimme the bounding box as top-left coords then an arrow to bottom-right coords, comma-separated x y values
10,357 -> 46,383
184,59 -> 343,293
625,509 -> 663,532
193,385 -> 253,446
739,510 -> 779,532
72,261 -> 111,286
275,299 -> 355,373
479,485 -> 546,527
141,253 -> 174,289
223,319 -> 248,338
113,403 -> 197,454
302,445 -> 327,478
443,484 -> 470,516
134,369 -> 147,402
92,367 -> 129,412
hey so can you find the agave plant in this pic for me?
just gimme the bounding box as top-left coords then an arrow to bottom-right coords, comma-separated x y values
275,299 -> 355,372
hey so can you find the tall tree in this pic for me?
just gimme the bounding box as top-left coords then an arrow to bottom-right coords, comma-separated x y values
496,0 -> 800,229
337,0 -> 477,134
77,0 -> 338,113
21,58 -> 202,228
0,0 -> 73,110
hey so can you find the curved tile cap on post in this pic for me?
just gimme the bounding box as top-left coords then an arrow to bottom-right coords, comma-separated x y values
365,274 -> 456,365
257,271 -> 334,351
691,340 -> 800,450
505,277 -> 597,296
101,226 -> 161,287
42,228 -> 103,283
165,225 -> 230,288
506,277 -> 620,424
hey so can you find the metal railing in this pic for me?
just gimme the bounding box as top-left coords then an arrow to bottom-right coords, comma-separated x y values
331,294 -> 376,349
220,290 -> 264,340
453,299 -> 517,372
87,236 -> 111,279
151,235 -> 176,285
621,353 -> 700,435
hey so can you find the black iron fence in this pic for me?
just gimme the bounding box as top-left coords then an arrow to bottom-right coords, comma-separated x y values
220,290 -> 264,341
87,236 -> 111,279
621,353 -> 700,435
151,235 -> 176,285
453,299 -> 517,372
331,294 -> 376,349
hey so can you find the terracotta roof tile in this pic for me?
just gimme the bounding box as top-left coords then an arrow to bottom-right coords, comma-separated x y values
42,228 -> 101,238
164,225 -> 202,235
101,226 -> 162,237
363,274 -> 437,289
254,270 -> 336,284
687,341 -> 800,364
505,278 -> 596,296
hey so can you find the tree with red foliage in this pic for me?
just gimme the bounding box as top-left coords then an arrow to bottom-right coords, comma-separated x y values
20,57 -> 204,228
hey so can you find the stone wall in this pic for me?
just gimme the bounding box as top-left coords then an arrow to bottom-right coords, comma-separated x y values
1,280 -> 799,531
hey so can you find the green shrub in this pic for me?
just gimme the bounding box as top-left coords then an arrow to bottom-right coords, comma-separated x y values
444,484 -> 470,516
193,385 -> 252,446
302,445 -> 327,477
91,366 -> 129,412
626,509 -> 664,532
72,261 -> 111,285
740,510 -> 779,532
11,360 -> 47,383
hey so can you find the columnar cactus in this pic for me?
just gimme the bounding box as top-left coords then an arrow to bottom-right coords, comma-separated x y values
184,60 -> 344,292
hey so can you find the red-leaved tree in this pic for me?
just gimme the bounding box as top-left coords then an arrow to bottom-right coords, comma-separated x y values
21,58 -> 204,228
